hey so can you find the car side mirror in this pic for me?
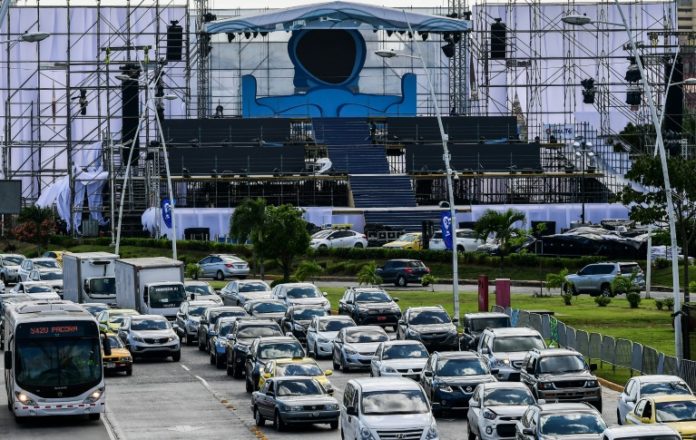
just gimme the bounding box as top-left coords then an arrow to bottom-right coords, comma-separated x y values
480,347 -> 489,355
398,320 -> 404,325
267,391 -> 275,397
190,293 -> 196,300
324,369 -> 333,376
423,370 -> 432,377
522,428 -> 534,436
263,373 -> 271,379
393,297 -> 399,302
491,368 -> 499,375
346,299 -> 353,304
590,363 -> 598,372
470,400 -> 480,408
30,270 -> 40,281
285,332 -> 294,338
307,327 -> 315,332
83,280 -> 91,293
641,416 -> 651,424
345,406 -> 357,416
322,292 -> 328,297
4,351 -> 11,369
172,323 -> 180,331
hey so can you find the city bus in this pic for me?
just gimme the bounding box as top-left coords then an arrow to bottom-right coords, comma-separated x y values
3,301 -> 109,420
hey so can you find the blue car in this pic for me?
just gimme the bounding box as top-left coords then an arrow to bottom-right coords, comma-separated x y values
209,317 -> 241,369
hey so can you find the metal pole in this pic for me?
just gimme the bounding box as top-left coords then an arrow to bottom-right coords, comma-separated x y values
109,136 -> 116,246
115,116 -> 144,256
646,224 -> 652,299
614,0 -> 682,359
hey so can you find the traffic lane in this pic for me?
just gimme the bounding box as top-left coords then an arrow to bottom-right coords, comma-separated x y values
0,350 -> 110,440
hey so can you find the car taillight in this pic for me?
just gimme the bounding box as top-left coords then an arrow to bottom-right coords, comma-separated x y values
425,267 -> 431,273
404,268 -> 413,274
225,263 -> 234,267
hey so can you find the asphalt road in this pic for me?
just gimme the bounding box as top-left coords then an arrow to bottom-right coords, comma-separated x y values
0,332 -> 622,440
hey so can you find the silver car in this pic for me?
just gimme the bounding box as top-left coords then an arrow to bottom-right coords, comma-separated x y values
271,282 -> 330,312
0,254 -> 24,283
219,279 -> 271,306
467,382 -> 535,440
370,340 -> 429,380
306,315 -> 356,359
616,375 -> 692,425
564,262 -> 645,296
477,327 -> 547,381
17,257 -> 60,282
184,281 -> 223,305
118,315 -> 181,361
197,254 -> 250,280
332,326 -> 389,372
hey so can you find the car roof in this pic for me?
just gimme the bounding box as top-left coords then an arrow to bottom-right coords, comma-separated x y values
649,394 -> 696,403
435,351 -> 480,360
316,315 -> 354,322
350,287 -> 387,293
208,306 -> 245,312
478,381 -> 531,391
486,327 -> 540,336
289,304 -> 325,310
464,312 -> 509,319
238,279 -> 267,284
246,299 -> 285,305
534,348 -> 581,357
30,257 -> 58,262
407,306 -> 445,313
537,402 -> 597,413
272,376 -> 321,384
351,377 -> 423,392
274,357 -> 318,366
257,336 -> 298,344
344,325 -> 385,333
109,308 -> 139,315
187,300 -> 217,306
278,283 -> 316,288
184,281 -> 210,286
385,259 -> 421,263
133,314 -> 168,320
239,319 -> 278,326
631,374 -> 685,384
602,425 -> 679,436
382,340 -> 425,347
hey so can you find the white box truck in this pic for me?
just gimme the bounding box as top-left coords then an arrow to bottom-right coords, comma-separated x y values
115,257 -> 186,319
62,251 -> 119,305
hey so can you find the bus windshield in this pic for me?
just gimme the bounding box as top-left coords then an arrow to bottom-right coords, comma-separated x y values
149,284 -> 186,309
14,321 -> 102,398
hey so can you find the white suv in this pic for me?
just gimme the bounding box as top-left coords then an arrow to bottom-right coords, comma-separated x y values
477,327 -> 546,381
310,229 -> 368,249
271,282 -> 330,312
429,228 -> 483,252
341,377 -> 439,440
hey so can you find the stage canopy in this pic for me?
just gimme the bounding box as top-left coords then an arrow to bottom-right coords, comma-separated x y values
205,1 -> 471,34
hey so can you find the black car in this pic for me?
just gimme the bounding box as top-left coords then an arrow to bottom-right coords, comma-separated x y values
174,299 -> 218,345
397,306 -> 458,351
376,259 -> 431,287
420,351 -> 496,416
198,306 -> 248,352
251,377 -> 339,431
225,319 -> 283,378
337,287 -> 401,329
244,336 -> 305,393
460,312 -> 511,350
281,305 -> 328,341
243,299 -> 288,324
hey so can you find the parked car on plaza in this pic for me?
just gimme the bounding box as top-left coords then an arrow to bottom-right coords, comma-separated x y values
219,279 -> 271,306
370,340 -> 429,380
208,316 -> 240,369
520,348 -> 602,411
477,327 -> 547,381
601,425 -> 681,440
259,357 -> 334,394
397,306 -> 458,351
429,228 -> 483,252
376,259 -> 431,287
17,257 -> 61,282
197,254 -> 250,280
337,287 -> 401,329
243,299 -> 288,323
271,282 -> 330,312
382,232 -> 423,250
0,254 -> 24,283
244,336 -> 305,393
617,374 -> 693,425
80,302 -> 109,317
624,395 -> 696,438
174,299 -> 219,345
117,314 -> 181,362
332,325 -> 389,372
225,319 -> 283,378
184,281 -> 223,304
460,312 -> 511,350
420,351 -> 497,416
467,382 -> 536,440
515,402 -> 606,439
340,377 -> 439,440
97,308 -> 140,333
280,304 -> 328,341
102,333 -> 133,376
197,306 -> 248,352
306,315 -> 356,359
252,376 -> 340,431
310,228 -> 368,249
563,262 -> 645,296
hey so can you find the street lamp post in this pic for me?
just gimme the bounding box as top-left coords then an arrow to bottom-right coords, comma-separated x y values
375,45 -> 461,324
563,8 -> 684,359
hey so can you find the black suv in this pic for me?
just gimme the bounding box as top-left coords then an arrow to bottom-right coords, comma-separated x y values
198,306 -> 248,352
280,305 -> 328,341
460,312 -> 511,350
397,306 -> 458,351
376,259 -> 431,287
520,348 -> 602,411
244,336 -> 305,393
338,287 -> 401,329
224,319 -> 282,378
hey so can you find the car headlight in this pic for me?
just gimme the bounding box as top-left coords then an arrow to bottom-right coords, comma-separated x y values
437,384 -> 453,393
132,336 -> 144,343
281,403 -> 303,412
323,301 -> 330,311
538,382 -> 554,390
236,344 -> 250,353
356,307 -> 369,315
16,392 -> 36,406
293,322 -> 305,331
84,387 -> 105,404
586,380 -> 598,388
316,334 -> 330,343
492,358 -> 509,367
380,365 -> 397,373
425,420 -> 439,440
344,347 -> 358,356
360,426 -> 375,440
483,409 -> 496,420
121,356 -> 132,362
324,403 -> 339,410
406,328 -> 421,339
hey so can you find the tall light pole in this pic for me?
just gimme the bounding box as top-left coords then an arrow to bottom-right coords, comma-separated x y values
563,9 -> 684,359
375,47 -> 461,323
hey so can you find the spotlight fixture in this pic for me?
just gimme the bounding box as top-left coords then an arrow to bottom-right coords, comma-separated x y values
452,32 -> 462,44
182,167 -> 191,178
226,32 -> 235,42
580,78 -> 596,104
244,31 -> 251,39
253,31 -> 259,38
626,84 -> 642,105
71,88 -> 89,115
441,42 -> 455,58
420,32 -> 428,41
625,57 -> 641,82
446,12 -> 458,18
260,31 -> 268,37
386,30 -> 393,37
407,31 -> 412,39
203,12 -> 217,22
214,103 -> 224,118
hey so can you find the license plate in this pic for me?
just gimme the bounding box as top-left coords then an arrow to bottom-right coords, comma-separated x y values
106,362 -> 115,368
313,411 -> 320,417
377,316 -> 387,321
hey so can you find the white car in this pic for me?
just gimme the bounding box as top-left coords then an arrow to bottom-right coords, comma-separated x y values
602,425 -> 681,440
17,257 -> 60,282
617,374 -> 692,424
271,282 -> 330,312
310,229 -> 368,250
0,254 -> 24,283
370,340 -> 429,380
219,279 -> 272,306
306,315 -> 356,359
341,377 -> 439,440
184,281 -> 223,305
28,269 -> 63,297
467,382 -> 535,440
477,327 -> 547,381
429,228 -> 483,252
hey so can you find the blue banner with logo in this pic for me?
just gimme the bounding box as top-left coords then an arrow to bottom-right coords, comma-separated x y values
161,198 -> 173,228
440,211 -> 453,251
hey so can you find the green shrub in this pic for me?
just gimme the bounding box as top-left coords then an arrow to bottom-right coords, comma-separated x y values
594,296 -> 611,307
626,292 -> 641,309
270,277 -> 297,287
664,297 -> 675,310
421,274 -> 438,292
654,258 -> 670,269
293,260 -> 324,282
655,299 -> 664,310
184,263 -> 202,279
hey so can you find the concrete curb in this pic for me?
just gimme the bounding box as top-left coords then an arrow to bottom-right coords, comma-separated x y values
598,377 -> 624,392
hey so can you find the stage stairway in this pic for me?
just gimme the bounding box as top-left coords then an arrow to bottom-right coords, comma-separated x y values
364,209 -> 444,232
312,118 -> 389,174
349,174 -> 417,208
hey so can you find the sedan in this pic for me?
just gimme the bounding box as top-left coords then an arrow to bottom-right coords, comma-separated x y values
252,377 -> 339,431
184,281 -> 223,305
224,320 -> 283,378
306,315 -> 356,359
259,357 -> 334,394
309,229 -> 367,250
337,287 -> 401,329
0,254 -> 24,283
174,299 -> 218,345
370,340 -> 429,380
208,317 -> 239,369
376,259 -> 431,287
516,402 -> 606,439
197,253 -> 250,280
397,306 -> 458,351
617,375 -> 692,424
118,314 -> 181,361
332,326 -> 389,372
96,308 -> 140,333
219,279 -> 271,306
467,382 -> 535,439
625,395 -> 696,438
243,299 -> 288,323
197,306 -> 248,353
281,305 -> 328,341
102,333 -> 133,376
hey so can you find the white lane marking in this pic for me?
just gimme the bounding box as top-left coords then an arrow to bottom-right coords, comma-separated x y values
181,364 -> 190,371
104,404 -> 126,440
195,375 -> 213,394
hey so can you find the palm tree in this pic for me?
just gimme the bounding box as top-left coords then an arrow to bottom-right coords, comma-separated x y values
474,208 -> 526,265
293,260 -> 324,282
357,261 -> 382,287
230,198 -> 267,276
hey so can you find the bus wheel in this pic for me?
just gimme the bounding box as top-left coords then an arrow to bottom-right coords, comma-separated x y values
89,413 -> 101,421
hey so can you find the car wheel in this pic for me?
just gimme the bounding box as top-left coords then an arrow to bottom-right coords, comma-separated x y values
126,367 -> 133,376
226,363 -> 234,376
233,357 -> 244,379
198,335 -> 205,351
215,353 -> 225,369
314,342 -> 321,359
0,274 -> 5,284
457,245 -> 464,253
396,275 -> 407,287
329,420 -> 338,430
466,424 -> 475,440
341,354 -> 350,373
245,375 -> 253,393
433,407 -> 442,418
171,351 -> 181,362
354,242 -> 364,248
215,270 -> 225,281
332,353 -> 340,371
254,407 -> 265,427
185,334 -> 194,346
209,352 -> 216,365
617,408 -> 622,425
595,400 -> 603,413
89,413 -> 101,421
273,411 -> 285,431
319,244 -> 328,250
601,283 -> 613,297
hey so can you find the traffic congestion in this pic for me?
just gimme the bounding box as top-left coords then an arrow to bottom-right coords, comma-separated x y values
0,251 -> 691,440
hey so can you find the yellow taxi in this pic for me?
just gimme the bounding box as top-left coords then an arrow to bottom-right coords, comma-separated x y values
97,308 -> 140,333
259,357 -> 334,394
625,394 -> 696,438
42,250 -> 65,265
103,333 -> 133,375
382,232 -> 423,250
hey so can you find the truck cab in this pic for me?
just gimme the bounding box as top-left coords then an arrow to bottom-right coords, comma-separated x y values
143,281 -> 187,319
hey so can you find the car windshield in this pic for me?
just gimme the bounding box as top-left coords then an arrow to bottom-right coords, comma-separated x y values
4,256 -> 22,265
540,413 -> 606,435
251,302 -> 287,314
470,317 -> 510,332
279,363 -> 323,377
483,388 -> 535,406
641,382 -> 692,396
210,310 -> 246,324
409,310 -> 451,325
238,325 -> 281,338
292,308 -> 326,321
35,260 -> 59,269
148,284 -> 187,309
276,379 -> 323,396
492,335 -> 545,352
40,272 -> 62,280
258,342 -> 304,360
355,291 -> 391,303
538,355 -> 586,374
656,400 -> 696,422
106,335 -> 124,349
218,322 -> 236,336
396,233 -> 419,242
345,330 -> 388,344
188,306 -> 208,317
383,344 -> 428,360
131,319 -> 169,331
186,285 -> 214,295
436,358 -> 488,376
312,230 -> 333,239
26,285 -> 53,293
361,390 -> 429,415
318,320 -> 354,332
286,286 -> 321,299
239,282 -> 268,292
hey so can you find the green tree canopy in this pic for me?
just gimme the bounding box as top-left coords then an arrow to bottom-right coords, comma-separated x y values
474,208 -> 526,262
257,204 -> 310,281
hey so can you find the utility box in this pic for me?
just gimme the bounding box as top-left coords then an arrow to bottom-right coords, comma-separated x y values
478,275 -> 489,312
682,303 -> 696,360
495,278 -> 511,308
